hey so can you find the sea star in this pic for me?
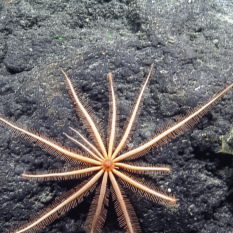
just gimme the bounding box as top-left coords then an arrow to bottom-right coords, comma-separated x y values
1,64 -> 233,233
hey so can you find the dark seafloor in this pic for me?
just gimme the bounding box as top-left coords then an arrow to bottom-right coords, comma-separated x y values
0,0 -> 233,232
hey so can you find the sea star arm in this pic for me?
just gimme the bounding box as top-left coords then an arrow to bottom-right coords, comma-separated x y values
85,171 -> 108,233
115,163 -> 170,173
111,64 -> 154,159
69,127 -> 104,159
115,82 -> 233,162
107,73 -> 116,157
22,166 -> 101,181
109,171 -> 136,233
14,170 -> 104,233
61,70 -> 108,158
113,169 -> 177,205
0,117 -> 100,165
63,132 -> 102,162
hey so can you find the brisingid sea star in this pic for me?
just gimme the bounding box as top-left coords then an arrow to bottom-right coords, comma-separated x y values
1,63 -> 233,233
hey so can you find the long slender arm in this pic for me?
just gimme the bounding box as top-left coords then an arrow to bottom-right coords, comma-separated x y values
23,166 -> 101,181
89,171 -> 108,233
115,82 -> 233,162
109,171 -> 134,233
113,169 -> 177,205
0,117 -> 100,166
111,64 -> 154,159
63,133 -> 102,162
70,127 -> 104,159
16,170 -> 104,233
108,73 -> 116,157
61,70 -> 108,158
115,163 -> 170,173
